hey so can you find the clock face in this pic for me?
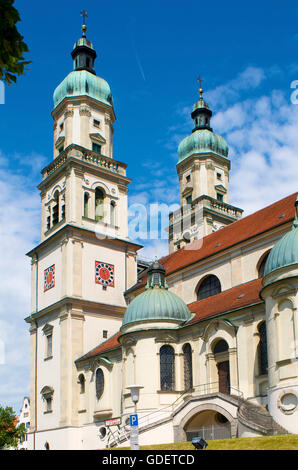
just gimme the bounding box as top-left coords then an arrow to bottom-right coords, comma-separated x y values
44,265 -> 55,292
95,261 -> 114,287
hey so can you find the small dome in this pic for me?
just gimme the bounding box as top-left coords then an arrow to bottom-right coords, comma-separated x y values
122,288 -> 192,327
178,129 -> 229,164
53,70 -> 113,108
122,260 -> 191,327
264,199 -> 298,277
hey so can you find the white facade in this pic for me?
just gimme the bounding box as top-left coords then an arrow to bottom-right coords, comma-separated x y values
17,397 -> 30,450
25,29 -> 298,450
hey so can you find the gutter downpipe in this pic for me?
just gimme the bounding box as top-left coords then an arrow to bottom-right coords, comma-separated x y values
30,251 -> 39,450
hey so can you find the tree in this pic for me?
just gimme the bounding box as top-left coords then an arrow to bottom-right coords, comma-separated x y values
0,406 -> 26,449
0,0 -> 31,86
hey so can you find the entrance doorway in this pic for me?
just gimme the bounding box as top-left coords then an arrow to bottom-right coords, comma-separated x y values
217,360 -> 230,394
184,410 -> 232,441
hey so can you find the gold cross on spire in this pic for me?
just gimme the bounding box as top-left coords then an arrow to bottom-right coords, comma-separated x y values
197,75 -> 203,97
80,9 -> 88,36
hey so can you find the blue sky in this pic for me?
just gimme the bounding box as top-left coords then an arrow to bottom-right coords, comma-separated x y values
1,0 -> 298,413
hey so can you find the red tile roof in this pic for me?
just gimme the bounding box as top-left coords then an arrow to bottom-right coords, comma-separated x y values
161,192 -> 297,276
77,193 -> 297,362
76,332 -> 122,361
186,278 -> 263,325
127,192 -> 297,295
77,279 -> 264,361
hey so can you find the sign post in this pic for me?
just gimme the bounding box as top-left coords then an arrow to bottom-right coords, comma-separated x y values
130,414 -> 139,450
126,385 -> 143,451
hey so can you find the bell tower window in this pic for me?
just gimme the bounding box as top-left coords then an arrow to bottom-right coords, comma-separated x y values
92,142 -> 102,154
84,192 -> 89,218
95,188 -> 104,221
110,201 -> 116,226
52,191 -> 59,226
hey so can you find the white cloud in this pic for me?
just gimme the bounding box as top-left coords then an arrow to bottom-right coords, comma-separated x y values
214,90 -> 298,215
0,152 -> 43,412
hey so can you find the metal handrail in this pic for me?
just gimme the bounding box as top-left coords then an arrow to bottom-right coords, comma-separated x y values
107,382 -> 244,447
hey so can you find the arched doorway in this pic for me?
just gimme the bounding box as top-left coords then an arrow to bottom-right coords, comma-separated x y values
184,409 -> 232,441
213,339 -> 230,394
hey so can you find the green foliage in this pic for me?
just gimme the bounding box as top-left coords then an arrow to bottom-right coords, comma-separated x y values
0,0 -> 31,86
0,406 -> 26,449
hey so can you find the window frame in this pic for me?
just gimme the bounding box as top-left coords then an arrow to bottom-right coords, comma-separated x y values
160,345 -> 175,392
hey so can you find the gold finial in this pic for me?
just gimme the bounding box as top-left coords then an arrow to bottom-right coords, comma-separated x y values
80,9 -> 88,36
197,75 -> 203,98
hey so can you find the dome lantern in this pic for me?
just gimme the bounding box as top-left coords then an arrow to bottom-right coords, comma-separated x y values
177,79 -> 229,164
122,261 -> 192,328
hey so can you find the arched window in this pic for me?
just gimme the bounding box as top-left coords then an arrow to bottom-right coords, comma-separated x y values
41,386 -> 54,413
96,368 -> 104,399
78,374 -> 85,394
213,339 -> 229,355
84,192 -> 89,218
258,251 -> 270,278
52,190 -> 59,226
110,201 -> 116,226
160,345 -> 175,391
197,275 -> 221,300
95,188 -> 104,221
258,322 -> 268,375
183,344 -> 193,391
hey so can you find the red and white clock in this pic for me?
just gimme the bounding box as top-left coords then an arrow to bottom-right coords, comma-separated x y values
44,265 -> 55,292
95,261 -> 115,287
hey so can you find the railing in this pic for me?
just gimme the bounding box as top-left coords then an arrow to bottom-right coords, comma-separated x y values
186,424 -> 231,441
169,195 -> 243,227
239,404 -> 275,430
42,144 -> 126,179
107,382 -> 243,447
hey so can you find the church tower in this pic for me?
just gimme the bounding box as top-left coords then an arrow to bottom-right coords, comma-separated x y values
25,19 -> 141,450
168,82 -> 243,252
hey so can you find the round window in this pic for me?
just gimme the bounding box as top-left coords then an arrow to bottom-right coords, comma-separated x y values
280,393 -> 297,412
216,412 -> 228,424
99,427 -> 107,439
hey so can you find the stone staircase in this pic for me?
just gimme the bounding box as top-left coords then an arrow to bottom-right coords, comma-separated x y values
238,399 -> 288,436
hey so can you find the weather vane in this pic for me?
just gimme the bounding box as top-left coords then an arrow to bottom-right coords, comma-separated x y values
197,75 -> 203,97
80,9 -> 88,36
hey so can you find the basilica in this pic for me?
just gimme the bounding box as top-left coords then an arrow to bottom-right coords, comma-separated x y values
25,23 -> 298,450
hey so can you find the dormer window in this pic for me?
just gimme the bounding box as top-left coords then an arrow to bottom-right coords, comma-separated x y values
217,193 -> 223,202
186,175 -> 191,183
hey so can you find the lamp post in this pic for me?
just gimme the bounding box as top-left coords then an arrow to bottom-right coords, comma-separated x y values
126,385 -> 143,451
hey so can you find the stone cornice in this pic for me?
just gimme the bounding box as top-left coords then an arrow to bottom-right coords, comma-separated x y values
25,296 -> 126,323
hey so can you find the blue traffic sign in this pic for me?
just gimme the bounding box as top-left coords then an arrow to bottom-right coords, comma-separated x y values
130,414 -> 138,427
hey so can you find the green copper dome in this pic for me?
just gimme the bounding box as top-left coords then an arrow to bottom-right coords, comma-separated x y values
177,85 -> 229,164
122,261 -> 191,327
53,70 -> 113,108
178,129 -> 229,163
53,28 -> 113,109
264,198 -> 298,277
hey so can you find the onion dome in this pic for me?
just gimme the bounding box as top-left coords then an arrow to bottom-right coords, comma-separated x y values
53,22 -> 113,108
264,197 -> 298,278
178,84 -> 228,164
122,260 -> 192,328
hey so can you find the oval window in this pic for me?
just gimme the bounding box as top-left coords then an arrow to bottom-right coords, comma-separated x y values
96,368 -> 104,399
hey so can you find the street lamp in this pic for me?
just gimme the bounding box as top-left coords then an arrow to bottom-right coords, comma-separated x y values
126,385 -> 143,451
